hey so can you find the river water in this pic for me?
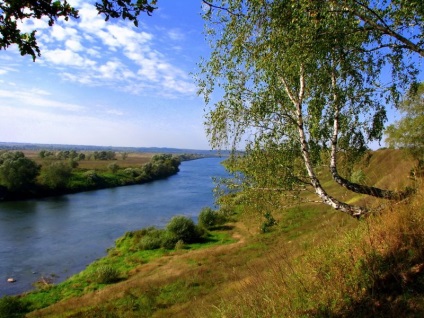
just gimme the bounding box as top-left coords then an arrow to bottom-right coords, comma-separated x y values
0,157 -> 228,296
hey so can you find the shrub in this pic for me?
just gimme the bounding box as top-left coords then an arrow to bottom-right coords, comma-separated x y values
108,163 -> 120,174
0,296 -> 29,318
94,265 -> 120,284
138,231 -> 163,250
175,239 -> 185,250
83,170 -> 100,185
260,212 -> 277,233
198,207 -> 217,229
166,216 -> 200,243
161,231 -> 179,249
40,161 -> 72,189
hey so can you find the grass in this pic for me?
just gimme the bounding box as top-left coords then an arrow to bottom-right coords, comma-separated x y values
3,149 -> 423,318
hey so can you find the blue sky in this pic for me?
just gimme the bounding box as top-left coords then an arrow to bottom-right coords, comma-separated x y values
0,1 -> 420,150
0,1 -> 211,149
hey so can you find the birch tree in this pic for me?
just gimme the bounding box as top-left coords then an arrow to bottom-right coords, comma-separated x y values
199,0 -> 422,217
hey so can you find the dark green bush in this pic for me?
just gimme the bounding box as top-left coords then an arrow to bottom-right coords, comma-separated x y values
0,296 -> 29,318
166,216 -> 200,243
260,212 -> 277,233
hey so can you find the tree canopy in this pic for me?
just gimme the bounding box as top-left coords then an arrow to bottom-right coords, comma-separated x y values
199,0 -> 423,217
0,151 -> 40,191
0,0 -> 157,60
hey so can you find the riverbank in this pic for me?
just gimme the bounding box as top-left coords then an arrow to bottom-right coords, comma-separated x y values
0,157 -> 228,298
2,212 -> 235,316
0,153 -> 209,202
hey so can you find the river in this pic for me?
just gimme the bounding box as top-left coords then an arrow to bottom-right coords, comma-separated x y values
0,157 -> 228,296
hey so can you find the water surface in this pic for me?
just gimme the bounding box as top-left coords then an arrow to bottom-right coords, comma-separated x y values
0,157 -> 227,296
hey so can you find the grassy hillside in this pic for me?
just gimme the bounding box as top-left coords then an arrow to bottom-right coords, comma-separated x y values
3,149 -> 424,317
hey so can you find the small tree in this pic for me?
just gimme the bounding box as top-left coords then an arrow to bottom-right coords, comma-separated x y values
166,216 -> 199,243
41,162 -> 72,189
0,151 -> 40,191
198,207 -> 219,230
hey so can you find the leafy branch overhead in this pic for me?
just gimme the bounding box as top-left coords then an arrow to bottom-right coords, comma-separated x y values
0,0 -> 157,61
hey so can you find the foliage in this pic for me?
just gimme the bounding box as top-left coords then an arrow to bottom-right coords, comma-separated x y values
108,163 -> 120,174
385,82 -> 424,162
39,150 -> 86,161
198,207 -> 225,230
0,296 -> 29,318
94,265 -> 120,284
260,212 -> 277,234
199,0 -> 423,216
166,215 -> 200,244
40,161 -> 72,189
0,0 -> 157,60
0,151 -> 40,191
93,150 -> 116,161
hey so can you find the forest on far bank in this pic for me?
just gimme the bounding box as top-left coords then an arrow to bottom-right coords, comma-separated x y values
0,149 -> 201,201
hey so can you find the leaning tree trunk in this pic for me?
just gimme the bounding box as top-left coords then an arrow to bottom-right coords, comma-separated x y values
281,66 -> 368,218
329,69 -> 413,201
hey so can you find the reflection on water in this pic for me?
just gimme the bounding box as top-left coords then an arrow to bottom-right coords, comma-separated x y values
0,157 -> 227,296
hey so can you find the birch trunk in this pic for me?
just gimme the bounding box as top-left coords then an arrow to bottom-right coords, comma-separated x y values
281,66 -> 368,218
329,69 -> 412,201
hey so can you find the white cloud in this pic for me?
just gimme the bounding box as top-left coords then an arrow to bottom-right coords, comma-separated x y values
65,39 -> 84,52
0,89 -> 85,112
106,109 -> 124,116
10,3 -> 196,97
43,49 -> 96,68
167,29 -> 185,41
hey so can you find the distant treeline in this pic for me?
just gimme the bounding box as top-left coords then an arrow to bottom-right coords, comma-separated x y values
0,151 -> 183,201
0,142 -> 227,157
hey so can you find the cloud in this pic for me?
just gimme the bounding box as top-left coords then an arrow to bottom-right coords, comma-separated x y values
105,109 -> 124,116
0,89 -> 85,112
167,29 -> 185,41
16,3 -> 197,97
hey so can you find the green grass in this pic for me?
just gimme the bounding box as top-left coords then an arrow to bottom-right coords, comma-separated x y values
18,229 -> 233,313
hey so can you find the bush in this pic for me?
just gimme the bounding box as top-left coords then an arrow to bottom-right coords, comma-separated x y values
198,207 -> 217,229
0,296 -> 29,318
108,163 -> 120,174
166,216 -> 200,243
83,170 -> 100,185
161,231 -> 179,249
260,212 -> 277,233
175,239 -> 185,250
198,207 -> 220,230
40,161 -> 72,189
94,265 -> 120,284
138,230 -> 164,250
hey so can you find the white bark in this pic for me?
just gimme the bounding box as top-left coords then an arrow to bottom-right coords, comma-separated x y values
281,65 -> 368,218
